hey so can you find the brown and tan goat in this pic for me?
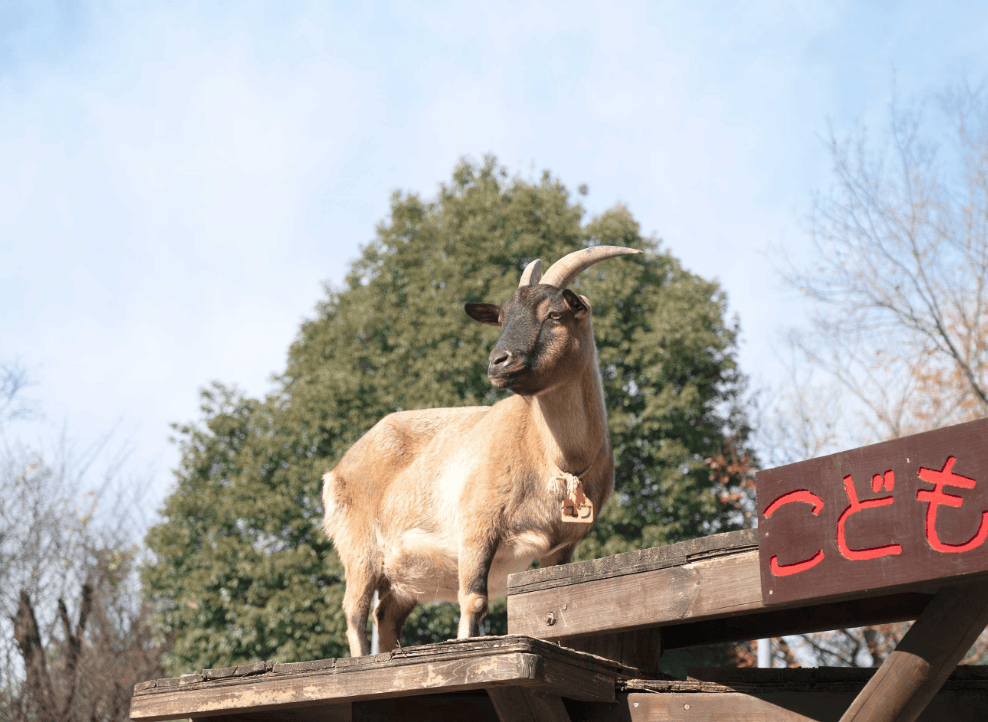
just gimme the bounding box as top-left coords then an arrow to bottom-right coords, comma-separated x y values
322,246 -> 641,656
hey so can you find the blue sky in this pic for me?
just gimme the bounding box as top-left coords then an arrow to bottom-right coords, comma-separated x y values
2,1 -> 987,507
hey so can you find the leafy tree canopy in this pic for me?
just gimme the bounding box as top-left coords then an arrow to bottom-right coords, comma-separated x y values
143,156 -> 751,674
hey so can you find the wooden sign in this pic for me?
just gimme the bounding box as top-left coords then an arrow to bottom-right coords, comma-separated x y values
757,418 -> 988,605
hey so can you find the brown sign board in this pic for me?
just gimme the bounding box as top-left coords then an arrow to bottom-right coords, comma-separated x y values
757,418 -> 988,606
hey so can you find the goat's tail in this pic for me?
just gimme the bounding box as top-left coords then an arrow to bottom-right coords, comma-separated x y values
321,469 -> 344,541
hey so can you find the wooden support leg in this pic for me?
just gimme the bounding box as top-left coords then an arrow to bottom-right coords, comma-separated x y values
488,686 -> 571,722
840,580 -> 988,722
564,628 -> 663,678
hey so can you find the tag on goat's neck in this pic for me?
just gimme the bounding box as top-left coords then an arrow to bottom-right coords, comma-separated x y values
561,480 -> 594,523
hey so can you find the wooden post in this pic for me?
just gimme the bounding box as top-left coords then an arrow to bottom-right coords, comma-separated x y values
563,629 -> 663,677
488,686 -> 571,722
840,580 -> 988,722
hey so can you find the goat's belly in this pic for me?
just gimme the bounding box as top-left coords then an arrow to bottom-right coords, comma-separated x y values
381,529 -> 459,602
382,529 -> 551,602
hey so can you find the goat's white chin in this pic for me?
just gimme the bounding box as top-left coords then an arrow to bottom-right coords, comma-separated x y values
488,374 -> 515,390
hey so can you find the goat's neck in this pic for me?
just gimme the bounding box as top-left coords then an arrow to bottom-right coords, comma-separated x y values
530,364 -> 609,476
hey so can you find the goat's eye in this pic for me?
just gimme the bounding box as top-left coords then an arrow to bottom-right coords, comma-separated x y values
548,312 -> 562,321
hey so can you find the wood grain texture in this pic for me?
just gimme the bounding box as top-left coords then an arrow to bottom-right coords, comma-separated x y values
565,670 -> 988,722
569,691 -> 988,722
191,703 -> 353,722
131,637 -> 630,721
563,629 -> 663,677
488,686 -> 571,722
509,549 -> 764,639
508,529 -> 758,595
509,542 -> 954,644
839,580 -> 988,722
355,693 -> 500,722
659,592 -> 933,650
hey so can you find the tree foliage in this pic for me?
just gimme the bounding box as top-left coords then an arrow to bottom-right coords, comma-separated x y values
144,157 -> 751,673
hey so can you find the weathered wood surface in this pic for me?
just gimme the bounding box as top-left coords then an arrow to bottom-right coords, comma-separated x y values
839,580 -> 988,722
658,591 -> 933,650
508,529 -> 759,596
131,636 -> 636,721
488,686 -> 572,722
563,628 -> 663,678
507,529 -> 966,643
184,671 -> 988,722
562,668 -> 988,721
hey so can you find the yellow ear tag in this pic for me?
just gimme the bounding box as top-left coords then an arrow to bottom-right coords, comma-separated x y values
561,481 -> 594,523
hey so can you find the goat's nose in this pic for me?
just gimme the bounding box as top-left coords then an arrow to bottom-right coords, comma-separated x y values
490,349 -> 512,367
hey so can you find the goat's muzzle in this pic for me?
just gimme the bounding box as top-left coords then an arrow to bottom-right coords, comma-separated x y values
488,348 -> 526,389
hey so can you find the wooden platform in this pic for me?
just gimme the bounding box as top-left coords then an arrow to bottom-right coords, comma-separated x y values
507,529 -> 944,646
132,530 -> 988,721
130,645 -> 988,721
129,636 -> 638,722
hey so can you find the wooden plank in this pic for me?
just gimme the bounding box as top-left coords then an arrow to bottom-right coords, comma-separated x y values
488,687 -> 571,722
509,539 -> 960,644
596,691 -> 988,722
660,592 -> 932,650
564,670 -> 988,721
132,653 -> 542,720
509,547 -> 763,639
562,629 -> 662,677
758,418 -> 988,606
191,703 -> 352,722
135,636 -> 634,699
355,692 -> 499,722
131,637 -> 628,721
840,580 -> 988,722
508,529 -> 758,595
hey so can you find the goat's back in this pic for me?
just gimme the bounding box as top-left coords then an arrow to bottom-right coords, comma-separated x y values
321,406 -> 491,552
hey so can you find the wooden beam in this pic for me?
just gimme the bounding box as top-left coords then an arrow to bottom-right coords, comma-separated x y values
610,690 -> 988,721
509,545 -> 764,639
355,693 -> 499,722
660,592 -> 933,650
131,637 -> 630,721
840,580 -> 988,722
488,687 -> 570,722
191,703 -> 353,722
562,629 -> 663,677
135,653 -> 540,720
508,530 -> 955,646
569,669 -> 988,721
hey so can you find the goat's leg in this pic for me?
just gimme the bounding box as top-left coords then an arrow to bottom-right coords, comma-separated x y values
342,564 -> 378,657
374,587 -> 417,653
456,536 -> 498,639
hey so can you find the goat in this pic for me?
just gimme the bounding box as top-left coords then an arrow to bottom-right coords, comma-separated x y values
321,245 -> 642,656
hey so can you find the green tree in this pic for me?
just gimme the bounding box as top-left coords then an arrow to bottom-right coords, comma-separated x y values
144,157 -> 750,674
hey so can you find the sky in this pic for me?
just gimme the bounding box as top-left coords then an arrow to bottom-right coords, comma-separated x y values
2,1 -> 987,512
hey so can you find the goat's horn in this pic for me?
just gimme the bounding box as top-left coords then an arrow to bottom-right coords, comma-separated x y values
518,258 -> 543,287
539,246 -> 643,290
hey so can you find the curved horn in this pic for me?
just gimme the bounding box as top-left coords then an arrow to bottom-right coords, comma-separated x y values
518,258 -> 543,287
539,246 -> 643,290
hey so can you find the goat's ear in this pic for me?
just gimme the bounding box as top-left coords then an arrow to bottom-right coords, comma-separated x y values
562,289 -> 592,318
464,303 -> 502,327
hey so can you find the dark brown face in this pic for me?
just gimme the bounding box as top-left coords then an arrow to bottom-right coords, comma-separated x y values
464,286 -> 591,396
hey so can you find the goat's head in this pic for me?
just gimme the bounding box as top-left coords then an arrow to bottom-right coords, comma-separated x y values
464,246 -> 642,395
